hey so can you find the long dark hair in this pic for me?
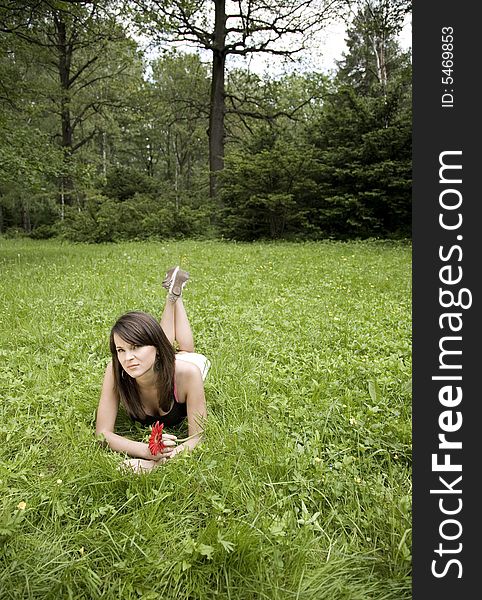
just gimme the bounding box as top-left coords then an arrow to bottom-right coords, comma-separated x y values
109,311 -> 175,420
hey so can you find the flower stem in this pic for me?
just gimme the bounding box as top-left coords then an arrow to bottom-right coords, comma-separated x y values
176,431 -> 203,443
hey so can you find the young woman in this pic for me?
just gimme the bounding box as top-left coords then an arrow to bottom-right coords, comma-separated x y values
95,267 -> 209,473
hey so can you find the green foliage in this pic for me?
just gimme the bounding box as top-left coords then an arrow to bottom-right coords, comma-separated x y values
59,193 -> 212,242
304,4 -> 412,239
219,71 -> 411,240
0,122 -> 62,190
0,239 -> 411,598
0,1 -> 145,205
111,51 -> 209,191
219,139 -> 316,240
308,84 -> 411,238
217,8 -> 411,241
103,167 -> 159,201
0,1 -> 411,241
336,0 -> 411,94
0,184 -> 60,236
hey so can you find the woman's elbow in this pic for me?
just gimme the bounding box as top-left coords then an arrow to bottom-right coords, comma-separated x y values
95,425 -> 114,443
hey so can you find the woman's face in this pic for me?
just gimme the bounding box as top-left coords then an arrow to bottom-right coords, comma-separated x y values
113,333 -> 157,380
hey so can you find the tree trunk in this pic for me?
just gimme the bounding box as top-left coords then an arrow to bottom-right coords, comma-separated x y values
22,197 -> 31,233
372,33 -> 387,96
147,139 -> 154,176
208,0 -> 226,199
102,131 -> 108,180
166,127 -> 172,180
60,179 -> 65,220
175,159 -> 179,211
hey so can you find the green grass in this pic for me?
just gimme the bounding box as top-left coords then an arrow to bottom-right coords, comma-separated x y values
0,238 -> 411,599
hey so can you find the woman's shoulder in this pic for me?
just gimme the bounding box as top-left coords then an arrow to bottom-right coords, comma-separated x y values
101,359 -> 114,379
104,359 -> 113,375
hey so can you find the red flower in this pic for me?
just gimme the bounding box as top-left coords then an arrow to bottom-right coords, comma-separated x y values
149,421 -> 165,456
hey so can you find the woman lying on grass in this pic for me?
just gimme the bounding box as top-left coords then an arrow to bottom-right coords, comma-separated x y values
95,267 -> 209,474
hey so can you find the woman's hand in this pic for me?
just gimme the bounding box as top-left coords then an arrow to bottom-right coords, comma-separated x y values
161,442 -> 189,461
121,434 -> 180,472
127,435 -> 201,470
146,433 -> 177,461
161,434 -> 203,461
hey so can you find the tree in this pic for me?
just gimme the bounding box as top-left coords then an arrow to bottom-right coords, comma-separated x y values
339,0 -> 411,96
218,70 -> 327,239
133,0 -> 343,197
0,26 -> 63,233
1,1 -> 142,211
97,51 -> 210,209
219,138 -> 317,239
308,2 -> 412,237
148,52 -> 210,200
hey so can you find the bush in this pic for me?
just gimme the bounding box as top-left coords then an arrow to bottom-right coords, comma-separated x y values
59,195 -> 119,243
218,144 -> 316,240
59,193 -> 213,242
2,227 -> 29,239
103,166 -> 160,201
29,224 -> 57,239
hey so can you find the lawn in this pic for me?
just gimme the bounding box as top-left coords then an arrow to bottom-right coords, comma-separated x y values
0,238 -> 411,600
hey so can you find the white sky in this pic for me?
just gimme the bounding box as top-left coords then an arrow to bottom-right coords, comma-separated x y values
141,12 -> 412,78
228,13 -> 412,76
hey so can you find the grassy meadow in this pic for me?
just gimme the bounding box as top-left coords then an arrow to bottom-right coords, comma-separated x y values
0,238 -> 411,599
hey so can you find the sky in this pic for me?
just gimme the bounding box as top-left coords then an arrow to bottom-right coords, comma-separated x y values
141,11 -> 412,79
228,13 -> 412,77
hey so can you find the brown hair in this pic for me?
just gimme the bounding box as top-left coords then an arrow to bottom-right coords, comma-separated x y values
109,311 -> 175,420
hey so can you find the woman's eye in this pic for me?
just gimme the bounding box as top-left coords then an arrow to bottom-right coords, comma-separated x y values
117,348 -> 124,353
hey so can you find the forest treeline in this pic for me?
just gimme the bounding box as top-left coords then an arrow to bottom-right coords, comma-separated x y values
0,1 -> 411,242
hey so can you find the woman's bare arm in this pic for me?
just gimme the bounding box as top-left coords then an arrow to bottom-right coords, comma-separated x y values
185,364 -> 207,446
95,362 -> 159,460
164,363 -> 207,459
